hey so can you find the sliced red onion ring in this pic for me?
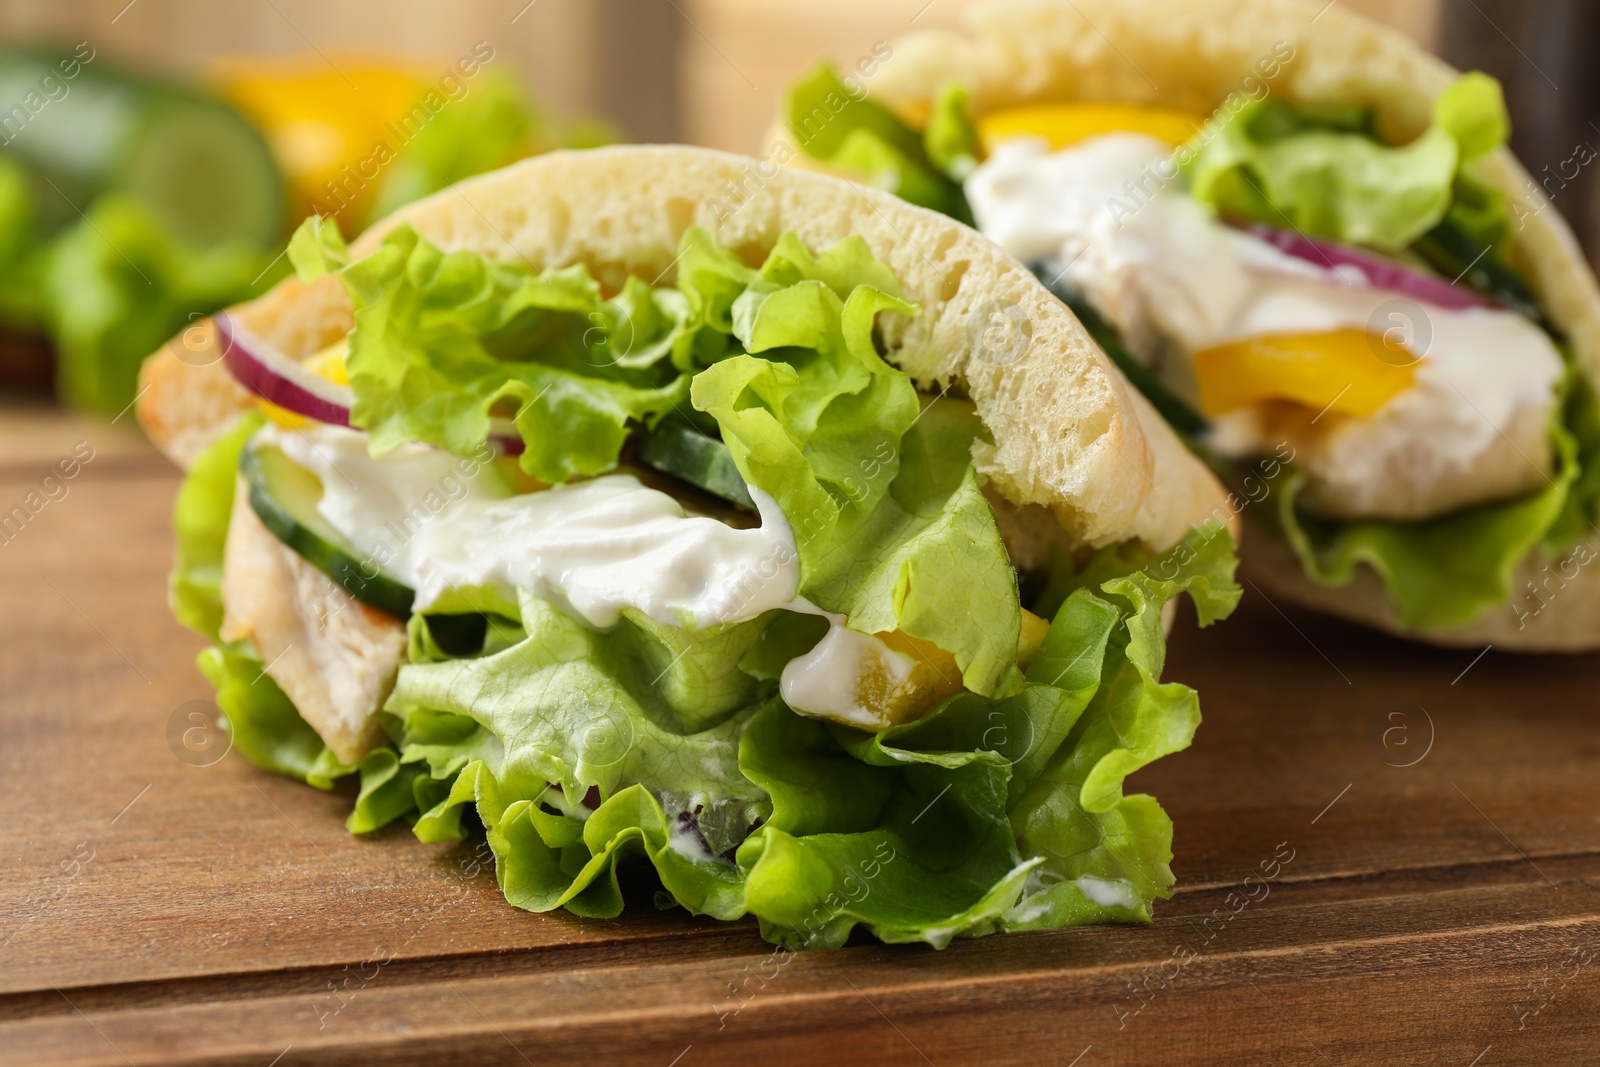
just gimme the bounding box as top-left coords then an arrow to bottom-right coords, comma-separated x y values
216,312 -> 352,426
1231,221 -> 1501,312
216,311 -> 525,454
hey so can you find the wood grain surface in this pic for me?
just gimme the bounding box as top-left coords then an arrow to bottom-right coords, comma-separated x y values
2,410 -> 1598,1066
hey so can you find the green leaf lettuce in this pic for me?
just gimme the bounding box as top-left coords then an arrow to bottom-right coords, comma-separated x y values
784,64 -> 974,224
1182,72 -> 1510,253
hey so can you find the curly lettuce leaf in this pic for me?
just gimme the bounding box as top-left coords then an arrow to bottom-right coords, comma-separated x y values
364,70 -> 618,228
332,524 -> 1237,950
811,400 -> 1025,698
1183,72 -> 1510,252
197,642 -> 349,786
385,589 -> 772,830
290,218 -> 690,483
46,195 -> 281,412
692,258 -> 1022,697
368,586 -> 777,920
421,764 -> 750,921
1279,369 -> 1597,630
737,523 -> 1240,949
285,213 -> 348,281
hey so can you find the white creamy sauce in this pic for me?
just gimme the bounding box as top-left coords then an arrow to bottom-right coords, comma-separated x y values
265,423 -> 800,629
1073,874 -> 1142,911
407,480 -> 799,629
1005,895 -> 1052,926
265,424 -> 897,726
778,604 -> 919,729
965,135 -> 1565,501
667,817 -> 719,862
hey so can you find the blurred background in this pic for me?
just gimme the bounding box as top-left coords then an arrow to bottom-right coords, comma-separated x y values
0,0 -> 1589,422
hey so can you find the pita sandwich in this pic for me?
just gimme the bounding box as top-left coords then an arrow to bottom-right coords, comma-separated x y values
137,144 -> 1240,948
780,0 -> 1600,650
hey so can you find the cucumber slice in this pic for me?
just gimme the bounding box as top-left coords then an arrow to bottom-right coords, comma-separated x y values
1413,217 -> 1550,333
239,439 -> 416,619
120,89 -> 285,249
0,52 -> 284,247
636,420 -> 755,509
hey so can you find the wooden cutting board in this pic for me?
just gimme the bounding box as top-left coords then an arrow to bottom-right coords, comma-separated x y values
2,409 -> 1598,1066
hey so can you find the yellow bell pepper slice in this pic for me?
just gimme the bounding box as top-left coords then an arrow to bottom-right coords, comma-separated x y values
1194,330 -> 1421,420
259,340 -> 349,428
863,608 -> 1050,729
213,59 -> 431,221
304,340 -> 349,385
978,103 -> 1206,153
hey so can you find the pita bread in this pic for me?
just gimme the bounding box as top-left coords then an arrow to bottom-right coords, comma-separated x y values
138,143 -> 1233,556
858,0 -> 1600,649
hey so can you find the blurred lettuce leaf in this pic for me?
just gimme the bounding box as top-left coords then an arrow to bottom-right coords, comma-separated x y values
1280,364 -> 1600,629
365,70 -> 616,226
785,63 -> 973,224
0,55 -> 614,415
169,409 -> 263,642
1182,72 -> 1510,253
0,156 -> 45,331
43,195 -> 282,411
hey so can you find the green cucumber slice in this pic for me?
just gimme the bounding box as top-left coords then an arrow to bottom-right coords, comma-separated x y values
120,89 -> 285,249
636,420 -> 755,509
1413,216 -> 1550,333
0,52 -> 284,247
239,438 -> 416,619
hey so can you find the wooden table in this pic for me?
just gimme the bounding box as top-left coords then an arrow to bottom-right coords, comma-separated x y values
3,405 -> 1598,1066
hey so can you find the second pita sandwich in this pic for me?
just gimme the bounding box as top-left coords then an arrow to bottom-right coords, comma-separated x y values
782,0 -> 1600,650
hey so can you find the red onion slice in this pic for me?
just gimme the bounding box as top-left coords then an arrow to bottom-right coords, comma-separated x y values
217,312 -> 353,426
1232,221 -> 1500,312
216,311 -> 525,454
